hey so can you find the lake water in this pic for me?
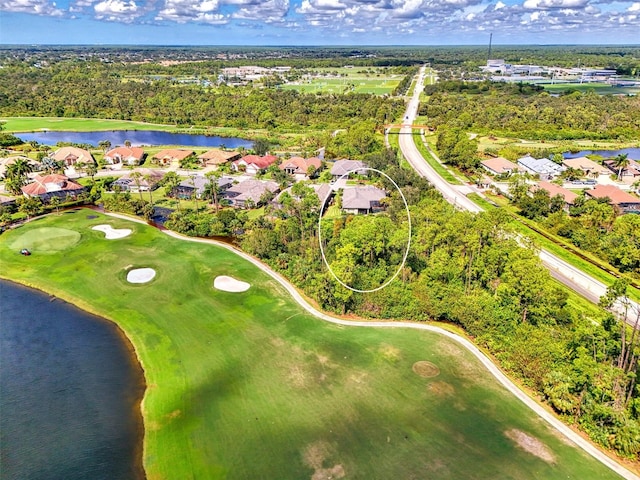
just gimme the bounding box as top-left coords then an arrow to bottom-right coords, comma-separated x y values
0,280 -> 145,480
563,147 -> 640,160
16,130 -> 253,149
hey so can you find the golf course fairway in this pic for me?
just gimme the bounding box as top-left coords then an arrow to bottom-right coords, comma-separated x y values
0,209 -> 626,479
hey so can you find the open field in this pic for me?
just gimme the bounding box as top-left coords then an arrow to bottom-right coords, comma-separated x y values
1,117 -> 181,133
0,210 -> 626,479
476,135 -> 639,154
541,83 -> 640,95
280,67 -> 402,95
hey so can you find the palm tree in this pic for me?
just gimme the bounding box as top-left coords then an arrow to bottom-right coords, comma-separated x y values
205,171 -> 222,213
614,154 -> 630,181
190,175 -> 199,214
163,171 -> 181,211
85,162 -> 98,183
143,173 -> 154,205
49,195 -> 61,214
98,140 -> 112,153
130,171 -> 144,201
5,158 -> 33,181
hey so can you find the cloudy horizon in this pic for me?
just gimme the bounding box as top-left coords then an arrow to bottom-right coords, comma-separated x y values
0,0 -> 638,45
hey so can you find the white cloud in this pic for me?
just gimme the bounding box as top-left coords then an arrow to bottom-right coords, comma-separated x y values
232,0 -> 289,23
494,1 -> 505,8
156,0 -> 226,23
94,0 -> 140,21
523,0 -> 588,9
0,0 -> 64,16
628,2 -> 640,11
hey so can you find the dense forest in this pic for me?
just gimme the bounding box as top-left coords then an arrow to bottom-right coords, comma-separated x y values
0,64 -> 403,131
420,81 -> 640,140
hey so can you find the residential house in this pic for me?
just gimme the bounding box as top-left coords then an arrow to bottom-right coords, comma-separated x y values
51,147 -> 95,167
279,156 -> 322,179
330,160 -> 368,180
231,155 -> 278,175
562,157 -> 610,180
104,147 -> 145,168
273,183 -> 332,210
21,174 -> 84,202
112,169 -> 165,192
173,175 -> 234,200
480,157 -> 521,176
224,179 -> 279,208
517,155 -> 565,180
0,156 -> 41,178
152,149 -> 195,166
585,184 -> 640,214
197,149 -> 241,167
341,185 -> 386,215
534,181 -> 578,208
603,159 -> 640,185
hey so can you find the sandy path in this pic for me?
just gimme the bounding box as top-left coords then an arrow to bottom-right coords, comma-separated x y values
102,211 -> 639,480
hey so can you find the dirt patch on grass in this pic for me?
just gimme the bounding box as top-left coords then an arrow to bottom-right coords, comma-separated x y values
427,381 -> 455,397
379,344 -> 401,363
303,441 -> 345,480
505,429 -> 556,464
412,361 -> 440,378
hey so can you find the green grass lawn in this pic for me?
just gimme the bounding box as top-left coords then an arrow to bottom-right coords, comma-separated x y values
0,210 -> 625,480
1,117 -> 181,133
542,83 -> 640,95
280,68 -> 402,95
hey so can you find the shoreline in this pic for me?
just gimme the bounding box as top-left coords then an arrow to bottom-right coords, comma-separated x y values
3,209 -> 640,479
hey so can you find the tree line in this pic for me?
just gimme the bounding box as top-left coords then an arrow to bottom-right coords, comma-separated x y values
0,62 -> 404,131
420,81 -> 640,140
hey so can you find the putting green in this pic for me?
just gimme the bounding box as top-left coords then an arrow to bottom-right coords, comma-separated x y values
10,227 -> 81,253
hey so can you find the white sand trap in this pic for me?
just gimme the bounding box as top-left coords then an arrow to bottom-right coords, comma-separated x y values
127,268 -> 156,284
92,224 -> 132,239
214,275 -> 250,293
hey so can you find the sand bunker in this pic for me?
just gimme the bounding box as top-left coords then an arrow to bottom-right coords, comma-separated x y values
214,275 -> 250,293
127,268 -> 156,284
92,224 -> 132,239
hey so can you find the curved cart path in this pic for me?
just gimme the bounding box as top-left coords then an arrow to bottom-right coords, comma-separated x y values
104,211 -> 640,480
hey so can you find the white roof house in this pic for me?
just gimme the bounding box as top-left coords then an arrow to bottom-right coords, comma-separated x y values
517,155 -> 565,179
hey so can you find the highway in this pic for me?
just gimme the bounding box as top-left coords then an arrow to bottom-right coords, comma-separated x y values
398,66 -> 639,324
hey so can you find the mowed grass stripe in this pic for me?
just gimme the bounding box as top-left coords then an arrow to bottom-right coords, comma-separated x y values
0,209 -> 623,480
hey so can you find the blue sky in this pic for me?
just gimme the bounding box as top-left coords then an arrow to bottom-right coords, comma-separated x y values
0,0 -> 638,45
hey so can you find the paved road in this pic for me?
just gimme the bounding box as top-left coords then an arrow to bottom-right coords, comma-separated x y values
398,66 -> 639,325
101,210 -> 639,480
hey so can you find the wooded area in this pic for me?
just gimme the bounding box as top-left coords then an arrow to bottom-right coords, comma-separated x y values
420,81 -> 640,140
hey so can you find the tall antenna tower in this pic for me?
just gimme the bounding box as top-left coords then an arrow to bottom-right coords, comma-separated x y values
487,33 -> 493,62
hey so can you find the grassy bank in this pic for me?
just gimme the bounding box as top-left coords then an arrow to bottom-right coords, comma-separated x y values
0,117 -> 295,146
0,210 -> 625,479
478,192 -> 640,304
412,132 -> 463,185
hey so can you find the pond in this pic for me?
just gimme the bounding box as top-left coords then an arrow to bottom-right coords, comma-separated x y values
0,280 -> 145,480
16,130 -> 254,149
563,147 -> 640,160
